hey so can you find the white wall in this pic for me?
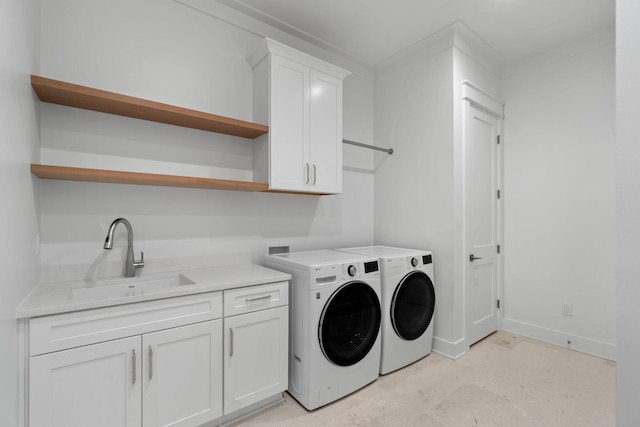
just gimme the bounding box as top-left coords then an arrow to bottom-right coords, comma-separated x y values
501,29 -> 616,359
616,0 -> 640,423
374,43 -> 455,344
374,25 -> 501,358
0,0 -> 40,425
37,0 -> 375,279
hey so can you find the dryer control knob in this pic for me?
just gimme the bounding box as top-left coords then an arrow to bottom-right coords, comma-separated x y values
411,257 -> 419,267
347,265 -> 357,277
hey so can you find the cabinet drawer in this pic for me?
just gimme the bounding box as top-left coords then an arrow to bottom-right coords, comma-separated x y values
224,282 -> 288,316
30,292 -> 222,356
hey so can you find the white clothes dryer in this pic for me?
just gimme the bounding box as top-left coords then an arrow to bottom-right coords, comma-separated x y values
337,246 -> 435,374
264,250 -> 381,410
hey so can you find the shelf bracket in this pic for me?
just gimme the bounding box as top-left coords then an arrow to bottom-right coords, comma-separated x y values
342,139 -> 393,155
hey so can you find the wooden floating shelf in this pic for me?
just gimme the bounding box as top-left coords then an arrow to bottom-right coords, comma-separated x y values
31,75 -> 268,139
29,76 -> 330,195
31,164 -> 270,192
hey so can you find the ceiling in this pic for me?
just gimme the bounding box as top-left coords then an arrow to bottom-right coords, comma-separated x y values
214,0 -> 614,67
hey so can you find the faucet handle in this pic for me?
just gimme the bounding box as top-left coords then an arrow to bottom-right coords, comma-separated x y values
134,251 -> 145,270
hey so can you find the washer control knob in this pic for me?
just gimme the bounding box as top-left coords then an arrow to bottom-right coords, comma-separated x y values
411,257 -> 419,267
347,265 -> 357,277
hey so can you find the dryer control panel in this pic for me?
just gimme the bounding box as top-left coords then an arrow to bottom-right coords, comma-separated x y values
379,255 -> 433,277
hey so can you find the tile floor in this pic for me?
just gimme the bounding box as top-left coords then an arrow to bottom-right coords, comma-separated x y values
234,332 -> 616,426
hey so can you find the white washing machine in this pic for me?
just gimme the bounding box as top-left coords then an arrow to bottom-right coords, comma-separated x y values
264,250 -> 382,410
337,246 -> 435,374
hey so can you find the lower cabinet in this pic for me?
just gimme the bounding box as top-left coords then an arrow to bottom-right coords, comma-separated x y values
143,321 -> 223,427
29,336 -> 142,427
223,306 -> 288,414
222,281 -> 289,415
29,320 -> 222,427
25,283 -> 289,427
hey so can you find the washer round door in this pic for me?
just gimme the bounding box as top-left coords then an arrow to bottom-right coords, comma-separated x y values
391,271 -> 436,340
318,281 -> 381,367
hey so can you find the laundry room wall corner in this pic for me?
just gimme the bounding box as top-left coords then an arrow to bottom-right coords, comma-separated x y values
501,29 -> 615,360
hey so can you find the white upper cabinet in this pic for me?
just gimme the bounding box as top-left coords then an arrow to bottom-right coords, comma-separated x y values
249,39 -> 350,194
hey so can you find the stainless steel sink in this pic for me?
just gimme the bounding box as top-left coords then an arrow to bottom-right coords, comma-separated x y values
72,274 -> 195,299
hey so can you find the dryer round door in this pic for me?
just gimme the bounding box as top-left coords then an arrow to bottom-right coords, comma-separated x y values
390,271 -> 435,340
318,281 -> 381,367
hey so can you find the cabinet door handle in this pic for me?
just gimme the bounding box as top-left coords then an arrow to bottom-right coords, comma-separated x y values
312,164 -> 317,185
132,349 -> 136,385
245,295 -> 272,304
229,328 -> 234,357
148,346 -> 153,380
305,163 -> 310,184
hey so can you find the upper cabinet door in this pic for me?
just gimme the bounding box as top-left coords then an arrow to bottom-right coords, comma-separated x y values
309,70 -> 343,194
250,38 -> 350,195
269,55 -> 310,193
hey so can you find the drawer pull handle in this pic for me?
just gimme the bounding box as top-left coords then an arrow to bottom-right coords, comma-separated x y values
229,328 -> 234,357
245,295 -> 272,305
132,349 -> 136,385
305,163 -> 310,184
149,346 -> 153,380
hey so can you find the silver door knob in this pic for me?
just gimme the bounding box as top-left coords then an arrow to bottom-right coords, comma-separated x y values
469,254 -> 482,262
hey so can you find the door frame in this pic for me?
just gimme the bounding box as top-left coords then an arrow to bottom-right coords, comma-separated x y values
461,81 -> 504,351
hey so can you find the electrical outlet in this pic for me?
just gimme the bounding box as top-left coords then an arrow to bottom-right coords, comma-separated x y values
562,303 -> 573,317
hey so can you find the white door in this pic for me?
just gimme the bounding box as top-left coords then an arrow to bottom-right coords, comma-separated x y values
309,70 -> 342,194
143,320 -> 223,427
224,306 -> 288,414
465,100 -> 502,346
29,336 -> 142,427
269,54 -> 309,192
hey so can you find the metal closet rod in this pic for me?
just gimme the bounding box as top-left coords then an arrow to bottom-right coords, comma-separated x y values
342,139 -> 394,155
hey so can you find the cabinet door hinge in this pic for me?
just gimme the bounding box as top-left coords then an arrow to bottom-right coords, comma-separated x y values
497,299 -> 501,309
497,244 -> 501,254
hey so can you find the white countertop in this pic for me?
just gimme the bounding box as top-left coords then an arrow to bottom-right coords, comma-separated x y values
17,264 -> 291,319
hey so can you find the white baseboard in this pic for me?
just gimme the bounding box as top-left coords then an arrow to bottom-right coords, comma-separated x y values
204,393 -> 284,427
502,317 -> 616,361
432,335 -> 467,360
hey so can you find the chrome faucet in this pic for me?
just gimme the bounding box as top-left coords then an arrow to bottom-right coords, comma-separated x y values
103,218 -> 144,277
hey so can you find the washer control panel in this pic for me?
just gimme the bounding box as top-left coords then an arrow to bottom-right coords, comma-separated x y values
347,265 -> 357,276
340,261 -> 379,280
